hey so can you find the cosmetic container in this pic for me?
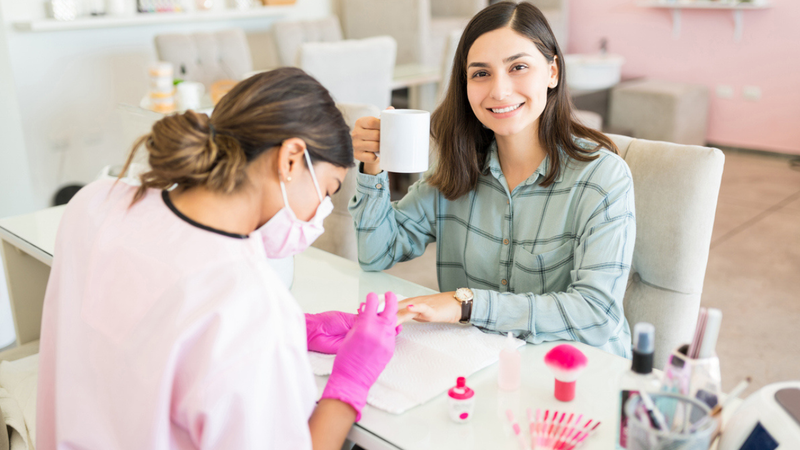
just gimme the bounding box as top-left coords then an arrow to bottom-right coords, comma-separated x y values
498,332 -> 521,390
448,377 -> 475,423
617,322 -> 661,449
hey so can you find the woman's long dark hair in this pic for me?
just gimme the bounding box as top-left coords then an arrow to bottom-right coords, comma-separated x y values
121,67 -> 354,204
429,1 -> 618,200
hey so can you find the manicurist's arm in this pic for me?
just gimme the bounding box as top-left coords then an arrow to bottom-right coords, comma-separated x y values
309,399 -> 357,450
308,292 -> 400,450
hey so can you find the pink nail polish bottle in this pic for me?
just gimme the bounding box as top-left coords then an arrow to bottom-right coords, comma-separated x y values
448,377 -> 475,423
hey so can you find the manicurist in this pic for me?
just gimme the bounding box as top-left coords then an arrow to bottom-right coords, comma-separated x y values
37,68 -> 398,450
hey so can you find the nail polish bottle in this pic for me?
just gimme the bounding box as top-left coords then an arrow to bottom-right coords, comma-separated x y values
448,377 -> 475,423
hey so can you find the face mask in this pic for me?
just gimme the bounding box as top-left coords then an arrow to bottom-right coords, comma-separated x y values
260,150 -> 334,259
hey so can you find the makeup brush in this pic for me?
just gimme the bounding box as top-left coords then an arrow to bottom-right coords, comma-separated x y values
544,345 -> 589,402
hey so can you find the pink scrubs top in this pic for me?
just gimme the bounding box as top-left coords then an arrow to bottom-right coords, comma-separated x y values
36,180 -> 317,449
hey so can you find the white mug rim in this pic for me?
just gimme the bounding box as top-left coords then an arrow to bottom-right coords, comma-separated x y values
381,109 -> 429,116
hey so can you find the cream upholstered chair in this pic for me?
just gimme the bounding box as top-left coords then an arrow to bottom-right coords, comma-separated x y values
154,29 -> 253,88
298,37 -> 396,110
270,17 -> 396,109
311,103 -> 382,261
610,134 -> 725,368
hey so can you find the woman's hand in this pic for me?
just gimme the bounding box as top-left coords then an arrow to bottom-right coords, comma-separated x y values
351,107 -> 393,175
397,291 -> 461,325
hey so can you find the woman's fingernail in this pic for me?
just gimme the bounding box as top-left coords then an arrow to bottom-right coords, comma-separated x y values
407,304 -> 414,308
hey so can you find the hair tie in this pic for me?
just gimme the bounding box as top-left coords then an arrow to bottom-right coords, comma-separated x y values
209,123 -> 217,141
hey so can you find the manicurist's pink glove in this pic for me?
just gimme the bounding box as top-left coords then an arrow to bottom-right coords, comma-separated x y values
305,311 -> 356,354
321,292 -> 399,421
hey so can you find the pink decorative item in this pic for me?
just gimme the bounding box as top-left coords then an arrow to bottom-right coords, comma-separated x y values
544,344 -> 588,402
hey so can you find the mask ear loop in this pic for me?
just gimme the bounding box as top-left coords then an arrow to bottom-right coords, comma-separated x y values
279,178 -> 291,209
303,150 -> 325,202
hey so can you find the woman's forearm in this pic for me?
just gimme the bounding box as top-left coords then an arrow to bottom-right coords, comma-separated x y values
349,170 -> 437,271
308,399 -> 357,450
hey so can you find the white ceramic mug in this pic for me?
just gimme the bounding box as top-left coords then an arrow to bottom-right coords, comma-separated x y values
177,81 -> 205,111
379,109 -> 430,173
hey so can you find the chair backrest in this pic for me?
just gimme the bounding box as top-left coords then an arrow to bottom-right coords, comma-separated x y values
272,16 -> 344,67
311,102 -> 382,261
610,134 -> 725,369
298,36 -> 396,110
154,29 -> 253,88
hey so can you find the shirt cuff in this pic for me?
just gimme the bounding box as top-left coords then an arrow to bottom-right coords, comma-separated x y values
356,163 -> 390,195
469,289 -> 497,329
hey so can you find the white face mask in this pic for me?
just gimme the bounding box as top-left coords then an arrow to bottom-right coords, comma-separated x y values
259,150 -> 333,259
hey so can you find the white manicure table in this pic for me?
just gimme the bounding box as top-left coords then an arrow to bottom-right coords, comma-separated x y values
0,206 -> 735,449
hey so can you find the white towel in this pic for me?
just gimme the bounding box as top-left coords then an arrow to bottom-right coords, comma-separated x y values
309,322 -> 525,414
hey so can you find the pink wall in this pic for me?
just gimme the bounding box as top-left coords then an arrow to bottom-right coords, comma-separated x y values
568,0 -> 800,155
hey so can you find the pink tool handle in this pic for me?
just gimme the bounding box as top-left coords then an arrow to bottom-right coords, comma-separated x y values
554,379 -> 577,402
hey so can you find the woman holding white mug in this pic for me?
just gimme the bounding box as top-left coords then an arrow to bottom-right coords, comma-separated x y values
350,2 -> 636,357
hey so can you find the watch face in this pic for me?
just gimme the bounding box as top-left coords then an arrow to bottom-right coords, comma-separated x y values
455,288 -> 473,302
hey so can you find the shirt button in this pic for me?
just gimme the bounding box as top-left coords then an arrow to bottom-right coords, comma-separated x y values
376,183 -> 383,189
503,239 -> 509,245
501,279 -> 508,286
507,200 -> 510,205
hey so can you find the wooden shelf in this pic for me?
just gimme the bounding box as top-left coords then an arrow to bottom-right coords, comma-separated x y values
639,1 -> 771,41
13,6 -> 291,32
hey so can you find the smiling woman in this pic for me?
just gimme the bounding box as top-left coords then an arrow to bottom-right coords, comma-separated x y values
349,2 -> 636,358
429,2 -> 618,199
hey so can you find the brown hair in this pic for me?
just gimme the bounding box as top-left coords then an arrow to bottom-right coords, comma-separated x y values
121,67 -> 353,204
429,1 -> 618,200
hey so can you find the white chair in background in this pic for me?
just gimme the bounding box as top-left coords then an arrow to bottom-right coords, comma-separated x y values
338,0 -> 487,68
298,37 -> 396,110
269,17 -> 396,109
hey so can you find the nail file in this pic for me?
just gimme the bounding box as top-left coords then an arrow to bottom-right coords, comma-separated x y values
688,307 -> 708,359
698,308 -> 722,359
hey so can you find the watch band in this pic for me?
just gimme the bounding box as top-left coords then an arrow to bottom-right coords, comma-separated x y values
459,300 -> 472,324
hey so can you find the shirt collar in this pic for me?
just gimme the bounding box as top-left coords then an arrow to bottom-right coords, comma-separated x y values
486,140 -> 565,186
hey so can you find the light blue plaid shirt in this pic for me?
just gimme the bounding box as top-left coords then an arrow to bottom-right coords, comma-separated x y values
349,139 -> 635,358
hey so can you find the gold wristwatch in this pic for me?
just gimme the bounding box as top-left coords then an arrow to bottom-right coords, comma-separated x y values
454,288 -> 474,324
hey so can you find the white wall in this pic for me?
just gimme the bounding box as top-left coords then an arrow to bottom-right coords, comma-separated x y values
0,3 -> 36,219
0,0 -> 331,218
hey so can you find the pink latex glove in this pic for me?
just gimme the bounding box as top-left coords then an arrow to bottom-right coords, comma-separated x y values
305,311 -> 356,354
321,291 -> 399,421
